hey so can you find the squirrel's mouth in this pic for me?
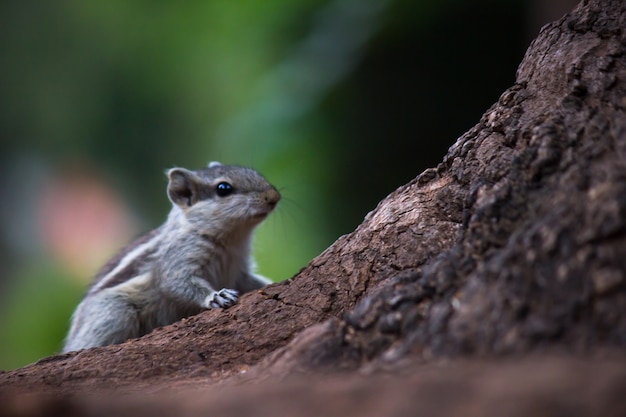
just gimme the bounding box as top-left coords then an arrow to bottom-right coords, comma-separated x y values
249,201 -> 277,221
251,210 -> 270,220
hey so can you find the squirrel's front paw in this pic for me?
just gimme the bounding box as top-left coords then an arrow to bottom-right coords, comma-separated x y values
205,289 -> 239,309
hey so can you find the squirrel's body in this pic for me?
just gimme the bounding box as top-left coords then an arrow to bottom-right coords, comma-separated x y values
63,162 -> 280,352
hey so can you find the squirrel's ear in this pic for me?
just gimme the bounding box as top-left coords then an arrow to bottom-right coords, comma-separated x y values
167,168 -> 199,208
208,161 -> 222,168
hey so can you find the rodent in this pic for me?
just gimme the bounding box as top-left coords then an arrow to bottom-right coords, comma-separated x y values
62,161 -> 281,352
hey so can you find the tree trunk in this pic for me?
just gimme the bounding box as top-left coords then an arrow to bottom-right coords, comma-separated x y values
2,0 -> 626,415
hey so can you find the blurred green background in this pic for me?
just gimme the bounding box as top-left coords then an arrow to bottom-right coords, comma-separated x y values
0,0 -> 576,370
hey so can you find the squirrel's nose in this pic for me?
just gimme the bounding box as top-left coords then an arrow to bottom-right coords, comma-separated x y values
265,188 -> 281,208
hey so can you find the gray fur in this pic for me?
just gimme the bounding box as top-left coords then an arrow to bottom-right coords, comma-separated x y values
63,163 -> 280,353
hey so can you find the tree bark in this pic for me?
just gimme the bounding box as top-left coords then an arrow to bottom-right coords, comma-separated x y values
2,0 -> 626,415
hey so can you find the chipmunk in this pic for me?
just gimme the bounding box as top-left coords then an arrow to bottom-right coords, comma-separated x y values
62,162 -> 281,352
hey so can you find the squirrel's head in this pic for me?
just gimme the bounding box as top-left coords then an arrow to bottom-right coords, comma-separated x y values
166,161 -> 280,238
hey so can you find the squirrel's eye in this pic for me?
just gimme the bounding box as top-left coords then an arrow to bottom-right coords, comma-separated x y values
216,182 -> 233,197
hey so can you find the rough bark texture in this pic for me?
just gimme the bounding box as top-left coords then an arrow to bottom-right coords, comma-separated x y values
2,0 -> 626,414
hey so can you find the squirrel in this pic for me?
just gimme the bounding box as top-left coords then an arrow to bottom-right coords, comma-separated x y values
62,161 -> 281,352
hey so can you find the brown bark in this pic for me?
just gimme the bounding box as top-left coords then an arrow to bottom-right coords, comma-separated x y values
2,0 -> 626,414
